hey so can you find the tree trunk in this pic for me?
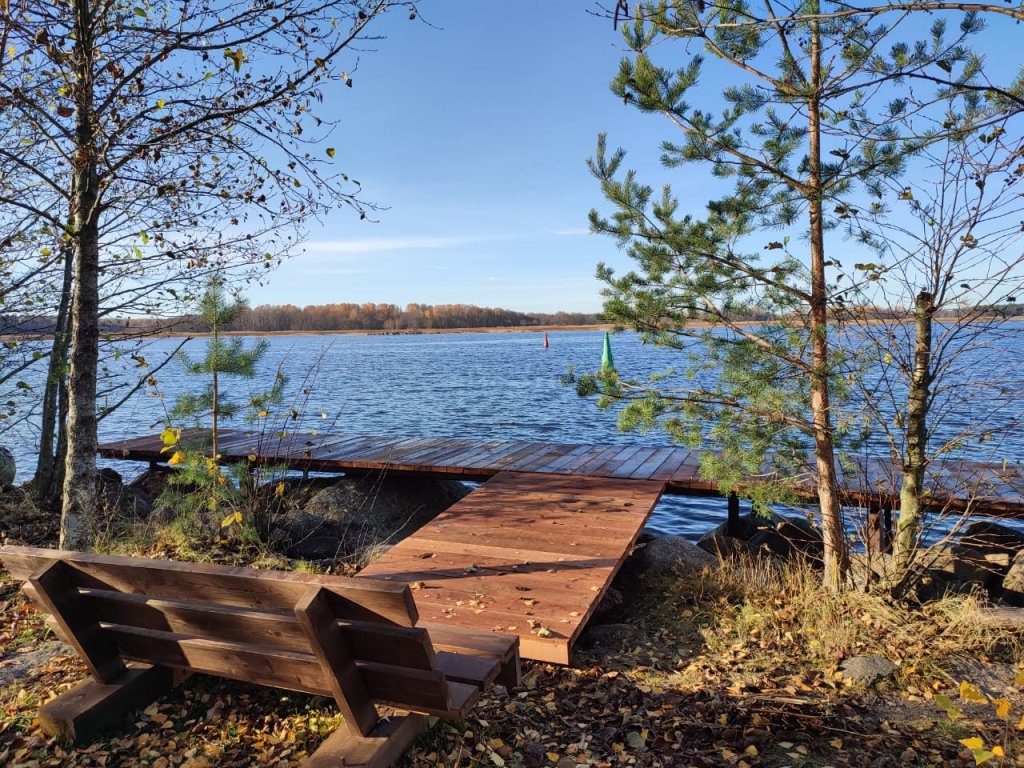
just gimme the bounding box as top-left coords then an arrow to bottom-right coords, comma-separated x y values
34,244 -> 74,506
894,290 -> 934,571
60,0 -> 100,551
807,13 -> 849,590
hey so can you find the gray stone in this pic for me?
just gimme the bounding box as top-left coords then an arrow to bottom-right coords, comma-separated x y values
121,486 -> 154,519
0,446 -> 16,487
128,465 -> 177,500
95,468 -> 153,520
279,475 -> 469,560
849,552 -> 898,592
1002,549 -> 1024,606
0,641 -> 72,686
697,529 -> 752,560
635,535 -> 718,576
592,586 -> 624,623
747,528 -> 793,560
777,516 -> 824,559
578,622 -> 639,652
839,655 -> 897,685
954,521 -> 1024,588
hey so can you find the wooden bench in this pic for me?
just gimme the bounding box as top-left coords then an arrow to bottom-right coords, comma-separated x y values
0,546 -> 520,768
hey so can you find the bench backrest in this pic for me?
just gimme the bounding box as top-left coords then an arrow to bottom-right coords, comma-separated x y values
0,546 -> 454,737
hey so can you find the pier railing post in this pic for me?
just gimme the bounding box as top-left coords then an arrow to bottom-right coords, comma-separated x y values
727,492 -> 740,537
866,502 -> 892,557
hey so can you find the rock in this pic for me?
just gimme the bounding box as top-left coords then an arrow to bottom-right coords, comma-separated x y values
290,535 -> 344,561
93,468 -> 155,520
747,528 -> 792,560
0,446 -> 15,487
0,641 -> 72,686
839,655 -> 897,685
954,521 -> 1024,589
278,475 -> 470,560
578,622 -> 639,652
121,487 -> 153,519
128,465 -> 177,500
591,586 -> 624,623
777,515 -> 824,559
634,535 -> 718,576
1002,550 -> 1024,606
700,512 -> 780,545
723,515 -> 822,562
697,529 -> 752,560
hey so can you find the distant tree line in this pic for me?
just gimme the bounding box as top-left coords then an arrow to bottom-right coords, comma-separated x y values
8,300 -> 1020,338
0,303 -> 602,335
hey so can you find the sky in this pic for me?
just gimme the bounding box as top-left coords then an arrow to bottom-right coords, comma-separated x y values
246,2 -> 672,313
245,2 -> 1023,315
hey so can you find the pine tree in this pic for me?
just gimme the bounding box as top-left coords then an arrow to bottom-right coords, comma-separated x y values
587,1 -> 991,589
170,278 -> 281,460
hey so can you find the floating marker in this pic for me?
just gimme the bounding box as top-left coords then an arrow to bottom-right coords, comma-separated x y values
601,331 -> 615,372
543,332 -> 549,348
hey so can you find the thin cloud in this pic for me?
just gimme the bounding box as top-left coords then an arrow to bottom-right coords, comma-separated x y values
303,236 -> 469,254
551,227 -> 590,237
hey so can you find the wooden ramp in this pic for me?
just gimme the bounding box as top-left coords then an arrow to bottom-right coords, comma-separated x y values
357,472 -> 663,664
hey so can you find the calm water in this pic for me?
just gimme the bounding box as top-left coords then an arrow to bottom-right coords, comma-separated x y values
11,326 -> 1024,540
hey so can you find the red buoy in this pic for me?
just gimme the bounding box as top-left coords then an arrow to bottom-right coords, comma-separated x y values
543,332 -> 549,348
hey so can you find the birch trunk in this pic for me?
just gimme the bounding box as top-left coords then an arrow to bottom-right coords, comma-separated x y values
60,0 -> 101,551
895,290 -> 934,570
34,245 -> 74,505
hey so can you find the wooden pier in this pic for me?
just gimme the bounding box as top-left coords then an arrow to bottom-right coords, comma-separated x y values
360,472 -> 661,664
98,429 -> 1024,663
100,429 -> 1024,514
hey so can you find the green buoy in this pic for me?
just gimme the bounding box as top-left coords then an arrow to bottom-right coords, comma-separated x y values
601,331 -> 615,372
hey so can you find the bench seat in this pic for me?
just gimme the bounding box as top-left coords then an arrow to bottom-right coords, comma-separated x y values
0,545 -> 521,768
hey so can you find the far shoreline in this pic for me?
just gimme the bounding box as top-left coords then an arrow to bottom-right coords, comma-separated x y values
4,315 -> 1023,342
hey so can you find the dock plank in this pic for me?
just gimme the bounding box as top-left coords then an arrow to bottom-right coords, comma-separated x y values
356,470 -> 658,664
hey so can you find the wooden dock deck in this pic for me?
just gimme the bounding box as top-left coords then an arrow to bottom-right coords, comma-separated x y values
97,429 -> 1024,663
100,429 -> 1024,514
359,472 -> 661,664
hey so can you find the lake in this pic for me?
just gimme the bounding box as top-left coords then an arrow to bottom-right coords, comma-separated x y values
11,326 -> 1024,540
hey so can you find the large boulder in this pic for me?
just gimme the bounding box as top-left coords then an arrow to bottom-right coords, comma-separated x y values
96,468 -> 153,521
0,447 -> 15,487
697,529 -> 752,560
591,586 -> 625,624
128,465 -> 177,500
953,521 -> 1024,589
1002,550 -> 1024,606
698,512 -> 821,563
277,475 -> 470,560
634,535 -> 718,576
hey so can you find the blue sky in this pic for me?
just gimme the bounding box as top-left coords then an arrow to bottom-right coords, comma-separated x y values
248,2 -> 668,313
247,2 -> 1022,314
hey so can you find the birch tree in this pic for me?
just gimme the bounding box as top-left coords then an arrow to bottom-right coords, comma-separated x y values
0,0 -> 414,548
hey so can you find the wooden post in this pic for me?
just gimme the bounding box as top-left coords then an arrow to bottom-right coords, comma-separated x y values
726,492 -> 740,537
865,503 -> 891,557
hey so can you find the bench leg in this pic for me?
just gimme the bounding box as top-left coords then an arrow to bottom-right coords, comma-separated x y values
496,655 -> 521,689
304,712 -> 433,768
38,663 -> 178,743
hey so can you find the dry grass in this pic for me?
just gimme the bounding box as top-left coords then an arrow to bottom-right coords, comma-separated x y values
684,555 -> 1022,684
